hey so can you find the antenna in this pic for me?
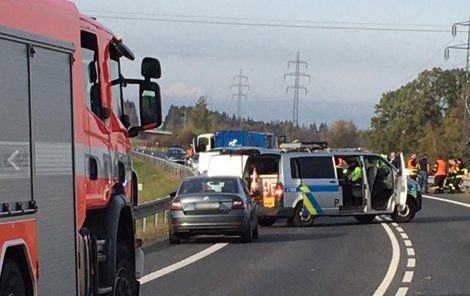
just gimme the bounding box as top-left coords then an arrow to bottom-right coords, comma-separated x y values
284,51 -> 310,126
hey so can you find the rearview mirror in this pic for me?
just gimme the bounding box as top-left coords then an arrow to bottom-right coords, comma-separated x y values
139,81 -> 162,128
141,57 -> 161,79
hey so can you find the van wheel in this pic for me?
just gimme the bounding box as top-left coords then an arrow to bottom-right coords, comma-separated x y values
258,217 -> 276,227
252,224 -> 259,240
0,258 -> 27,296
392,198 -> 417,223
354,215 -> 376,224
169,233 -> 181,244
293,202 -> 315,227
114,243 -> 138,296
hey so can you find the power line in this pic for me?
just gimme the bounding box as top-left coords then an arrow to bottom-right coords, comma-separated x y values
231,69 -> 249,120
445,17 -> 470,157
82,9 -> 449,29
89,14 -> 452,33
284,51 -> 310,126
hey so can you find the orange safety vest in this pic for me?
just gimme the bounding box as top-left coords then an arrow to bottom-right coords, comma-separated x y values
434,159 -> 446,176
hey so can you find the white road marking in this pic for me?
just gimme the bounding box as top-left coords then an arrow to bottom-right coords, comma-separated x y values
383,216 -> 392,221
402,271 -> 414,283
140,243 -> 229,284
400,233 -> 408,239
406,248 -> 415,256
404,240 -> 412,247
391,222 -> 399,227
407,258 -> 416,268
396,226 -> 405,233
373,218 -> 401,296
395,287 -> 409,296
423,195 -> 470,209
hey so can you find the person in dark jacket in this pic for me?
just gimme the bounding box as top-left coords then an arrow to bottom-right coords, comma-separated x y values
418,154 -> 430,193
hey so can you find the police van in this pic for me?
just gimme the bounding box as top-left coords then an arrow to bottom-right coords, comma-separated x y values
243,151 -> 422,226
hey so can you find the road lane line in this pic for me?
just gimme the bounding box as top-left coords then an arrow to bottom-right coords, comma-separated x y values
373,217 -> 401,296
404,240 -> 412,247
407,258 -> 416,268
402,271 -> 414,283
391,222 -> 399,227
395,226 -> 404,233
423,195 -> 470,208
395,287 -> 409,296
406,248 -> 415,256
140,243 -> 229,284
400,233 -> 408,239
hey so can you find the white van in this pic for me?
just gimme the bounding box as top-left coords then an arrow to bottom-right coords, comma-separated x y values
242,151 -> 422,227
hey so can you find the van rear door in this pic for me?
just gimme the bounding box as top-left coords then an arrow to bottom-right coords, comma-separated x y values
292,156 -> 340,214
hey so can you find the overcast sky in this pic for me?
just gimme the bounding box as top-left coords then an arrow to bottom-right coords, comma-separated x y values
71,0 -> 470,128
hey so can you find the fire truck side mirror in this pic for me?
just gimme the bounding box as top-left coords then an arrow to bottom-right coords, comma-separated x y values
139,81 -> 162,128
141,57 -> 161,79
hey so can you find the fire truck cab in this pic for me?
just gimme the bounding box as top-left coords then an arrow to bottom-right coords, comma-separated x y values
0,0 -> 162,295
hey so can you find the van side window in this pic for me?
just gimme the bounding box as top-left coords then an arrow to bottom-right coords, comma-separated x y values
291,157 -> 335,179
81,31 -> 102,118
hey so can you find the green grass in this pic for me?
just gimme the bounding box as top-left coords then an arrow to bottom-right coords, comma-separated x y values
132,156 -> 182,203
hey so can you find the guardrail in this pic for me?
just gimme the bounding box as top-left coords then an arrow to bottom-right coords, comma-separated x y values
131,150 -> 196,236
132,149 -> 196,179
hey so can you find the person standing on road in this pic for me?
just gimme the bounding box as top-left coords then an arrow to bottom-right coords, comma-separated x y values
407,154 -> 419,180
432,156 -> 447,193
388,152 -> 398,168
418,154 -> 430,193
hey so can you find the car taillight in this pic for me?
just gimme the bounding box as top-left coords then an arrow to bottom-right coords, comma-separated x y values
170,200 -> 182,211
274,184 -> 284,199
232,198 -> 244,209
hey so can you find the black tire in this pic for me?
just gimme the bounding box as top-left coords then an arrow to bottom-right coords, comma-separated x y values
169,233 -> 181,244
293,202 -> 315,227
0,258 -> 27,296
258,217 -> 276,227
354,215 -> 376,224
252,224 -> 259,240
114,243 -> 138,296
240,223 -> 253,243
392,198 -> 417,223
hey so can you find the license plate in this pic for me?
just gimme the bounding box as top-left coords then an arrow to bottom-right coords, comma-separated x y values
263,197 -> 275,208
196,202 -> 219,210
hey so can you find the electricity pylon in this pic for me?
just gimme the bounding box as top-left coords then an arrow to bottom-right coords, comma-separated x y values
284,51 -> 310,126
231,69 -> 249,120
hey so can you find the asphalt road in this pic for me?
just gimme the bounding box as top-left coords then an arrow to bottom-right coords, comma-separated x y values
140,194 -> 470,296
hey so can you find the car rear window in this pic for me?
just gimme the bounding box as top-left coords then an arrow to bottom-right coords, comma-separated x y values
291,156 -> 335,179
178,178 -> 239,194
248,156 -> 279,175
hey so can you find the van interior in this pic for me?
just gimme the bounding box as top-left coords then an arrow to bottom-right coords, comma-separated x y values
335,156 -> 364,210
243,154 -> 280,198
364,156 -> 395,210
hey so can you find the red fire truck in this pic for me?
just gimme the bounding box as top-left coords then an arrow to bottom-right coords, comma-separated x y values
0,0 -> 162,295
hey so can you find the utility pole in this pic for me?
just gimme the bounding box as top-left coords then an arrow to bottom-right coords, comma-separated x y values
284,51 -> 310,127
231,69 -> 249,120
445,18 -> 470,157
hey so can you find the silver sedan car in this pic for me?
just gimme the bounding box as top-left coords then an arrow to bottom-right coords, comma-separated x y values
168,176 -> 259,244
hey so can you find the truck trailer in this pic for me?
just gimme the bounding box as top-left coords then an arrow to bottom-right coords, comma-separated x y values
0,1 -> 162,295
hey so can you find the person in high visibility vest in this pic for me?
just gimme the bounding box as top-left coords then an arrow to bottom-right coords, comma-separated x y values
445,158 -> 460,193
432,156 -> 447,193
406,154 -> 419,180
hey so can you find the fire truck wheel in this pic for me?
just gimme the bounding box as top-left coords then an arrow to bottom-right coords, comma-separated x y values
0,258 -> 27,296
114,243 -> 138,296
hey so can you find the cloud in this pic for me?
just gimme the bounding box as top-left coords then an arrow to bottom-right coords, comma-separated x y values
162,81 -> 203,98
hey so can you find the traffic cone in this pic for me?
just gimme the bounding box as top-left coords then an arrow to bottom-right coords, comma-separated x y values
263,182 -> 269,198
250,167 -> 261,194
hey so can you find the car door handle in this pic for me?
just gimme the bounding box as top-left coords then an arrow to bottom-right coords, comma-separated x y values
329,180 -> 337,184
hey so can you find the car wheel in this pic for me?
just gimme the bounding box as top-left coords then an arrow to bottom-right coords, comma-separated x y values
169,233 -> 181,244
258,217 -> 276,227
0,258 -> 27,296
293,202 -> 315,227
114,243 -> 138,296
392,198 -> 417,223
240,223 -> 253,243
354,215 -> 376,224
